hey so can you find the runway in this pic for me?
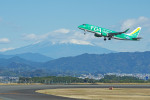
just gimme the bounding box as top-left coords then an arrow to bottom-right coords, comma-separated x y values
1,84 -> 150,100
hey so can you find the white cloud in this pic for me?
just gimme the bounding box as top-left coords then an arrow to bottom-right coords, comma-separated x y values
0,38 -> 10,43
0,47 -> 14,52
23,28 -> 70,41
23,34 -> 37,40
70,39 -> 93,45
60,39 -> 93,45
121,16 -> 150,30
54,28 -> 70,34
23,28 -> 94,46
23,33 -> 48,41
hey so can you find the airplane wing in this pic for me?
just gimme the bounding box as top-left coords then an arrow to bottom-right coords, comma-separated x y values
108,28 -> 130,37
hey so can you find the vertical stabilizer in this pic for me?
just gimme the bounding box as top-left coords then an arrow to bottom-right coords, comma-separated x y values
129,27 -> 141,38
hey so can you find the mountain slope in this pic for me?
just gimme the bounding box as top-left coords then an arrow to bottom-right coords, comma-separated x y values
0,56 -> 44,76
0,53 -> 53,62
1,51 -> 150,77
0,56 -> 42,68
44,51 -> 150,74
3,41 -> 115,58
15,53 -> 53,62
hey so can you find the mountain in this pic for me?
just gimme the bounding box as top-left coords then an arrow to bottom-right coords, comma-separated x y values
0,53 -> 53,62
15,53 -> 53,62
0,57 -> 35,76
44,51 -> 150,74
1,51 -> 150,77
0,56 -> 42,68
3,41 -> 115,58
0,56 -> 45,77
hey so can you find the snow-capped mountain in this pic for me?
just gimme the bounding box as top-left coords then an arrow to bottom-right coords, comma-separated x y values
3,41 -> 115,58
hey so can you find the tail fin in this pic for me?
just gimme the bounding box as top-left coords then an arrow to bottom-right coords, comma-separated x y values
128,27 -> 141,38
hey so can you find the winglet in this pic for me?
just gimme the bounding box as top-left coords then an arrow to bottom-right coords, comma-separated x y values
124,28 -> 130,33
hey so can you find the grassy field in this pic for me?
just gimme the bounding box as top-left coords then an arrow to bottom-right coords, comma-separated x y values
36,88 -> 150,100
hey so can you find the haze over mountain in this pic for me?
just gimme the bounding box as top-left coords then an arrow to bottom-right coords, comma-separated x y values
3,41 -> 115,58
0,53 -> 52,62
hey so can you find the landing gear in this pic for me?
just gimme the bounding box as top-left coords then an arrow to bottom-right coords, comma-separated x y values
104,37 -> 111,41
84,30 -> 86,35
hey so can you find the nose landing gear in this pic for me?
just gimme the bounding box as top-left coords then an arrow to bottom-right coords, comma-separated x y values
84,30 -> 86,35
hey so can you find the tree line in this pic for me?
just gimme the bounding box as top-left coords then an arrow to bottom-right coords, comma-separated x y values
99,75 -> 145,83
18,76 -> 97,84
18,75 -> 150,84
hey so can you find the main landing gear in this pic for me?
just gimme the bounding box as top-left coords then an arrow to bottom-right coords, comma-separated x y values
104,37 -> 111,41
84,30 -> 86,35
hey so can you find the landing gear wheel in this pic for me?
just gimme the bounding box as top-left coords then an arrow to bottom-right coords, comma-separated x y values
84,30 -> 86,35
108,38 -> 111,40
104,37 -> 106,41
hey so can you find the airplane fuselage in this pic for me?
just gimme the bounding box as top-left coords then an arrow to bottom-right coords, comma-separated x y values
78,24 -> 141,41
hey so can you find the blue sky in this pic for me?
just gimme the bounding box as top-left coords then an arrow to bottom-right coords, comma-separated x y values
0,0 -> 150,52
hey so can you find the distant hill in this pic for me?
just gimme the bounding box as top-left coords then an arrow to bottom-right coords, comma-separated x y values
0,51 -> 150,77
44,51 -> 150,74
0,53 -> 53,62
3,41 -> 115,58
15,53 -> 53,62
0,56 -> 41,76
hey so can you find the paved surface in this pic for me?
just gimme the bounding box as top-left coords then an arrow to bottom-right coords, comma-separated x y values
1,84 -> 150,100
0,85 -> 80,100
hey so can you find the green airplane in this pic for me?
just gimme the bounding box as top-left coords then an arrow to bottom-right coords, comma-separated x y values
78,24 -> 142,41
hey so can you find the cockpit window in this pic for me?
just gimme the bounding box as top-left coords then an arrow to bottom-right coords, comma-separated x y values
82,24 -> 86,26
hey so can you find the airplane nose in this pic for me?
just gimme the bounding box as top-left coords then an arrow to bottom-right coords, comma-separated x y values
78,24 -> 86,29
78,25 -> 82,29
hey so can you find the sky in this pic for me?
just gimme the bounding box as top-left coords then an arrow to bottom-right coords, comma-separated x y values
0,0 -> 150,52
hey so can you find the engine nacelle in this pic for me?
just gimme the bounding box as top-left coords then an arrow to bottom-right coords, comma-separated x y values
94,33 -> 102,37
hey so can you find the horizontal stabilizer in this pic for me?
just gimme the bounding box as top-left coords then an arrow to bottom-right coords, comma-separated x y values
108,28 -> 130,37
124,28 -> 130,33
132,37 -> 142,40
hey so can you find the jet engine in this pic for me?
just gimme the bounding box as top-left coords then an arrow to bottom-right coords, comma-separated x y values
94,33 -> 102,37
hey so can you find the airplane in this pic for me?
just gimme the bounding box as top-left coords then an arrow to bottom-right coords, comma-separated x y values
78,24 -> 142,41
